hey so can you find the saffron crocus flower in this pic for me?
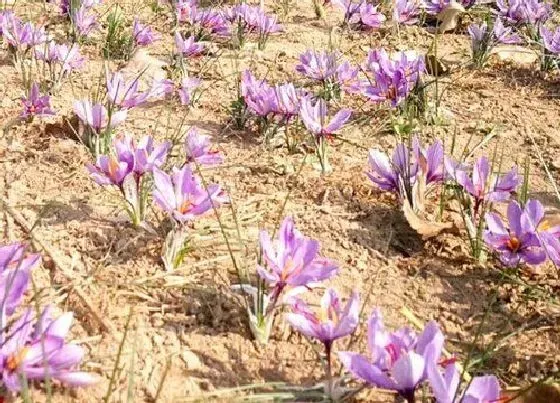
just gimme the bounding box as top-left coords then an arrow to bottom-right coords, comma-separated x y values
106,72 -> 143,108
497,0 -> 551,25
339,308 -> 444,402
393,0 -> 419,25
493,18 -> 521,44
273,83 -> 300,119
175,0 -> 197,23
193,8 -> 230,37
358,2 -> 386,30
56,43 -> 86,74
20,82 -> 55,118
423,0 -> 451,15
0,307 -> 97,392
336,61 -> 361,94
484,199 -> 547,267
0,243 -> 41,315
152,165 -> 227,223
73,99 -> 127,133
72,5 -> 98,37
453,156 -> 519,205
413,137 -> 444,185
174,32 -> 204,57
427,360 -> 501,403
540,25 -> 560,54
286,288 -> 359,345
296,50 -> 339,82
184,127 -> 223,166
133,18 -> 160,46
332,0 -> 361,24
299,97 -> 351,138
178,77 -> 202,106
258,217 -> 338,295
366,144 -> 418,197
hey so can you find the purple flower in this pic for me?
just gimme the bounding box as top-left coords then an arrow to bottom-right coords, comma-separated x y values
484,199 -> 547,267
366,144 -> 418,197
184,127 -> 223,166
394,0 -> 420,25
493,18 -> 521,44
0,243 -> 41,315
286,288 -> 359,344
193,8 -> 230,37
0,307 -> 97,392
152,165 -> 227,223
357,2 -> 386,30
336,61 -> 361,94
56,43 -> 86,73
106,72 -> 144,108
339,308 -> 444,401
133,18 -> 160,46
299,97 -> 351,138
176,0 -> 197,23
179,77 -> 202,106
273,83 -> 300,118
362,49 -> 424,107
452,156 -> 520,204
2,15 -> 46,49
20,83 -> 55,118
87,134 -> 169,186
257,217 -> 338,292
296,50 -> 339,82
72,5 -> 98,37
175,32 -> 204,57
413,137 -> 445,185
146,78 -> 175,100
242,73 -> 277,118
73,99 -> 127,133
497,0 -> 551,25
540,25 -> 560,54
332,0 -> 361,23
424,0 -> 452,16
427,360 -> 501,403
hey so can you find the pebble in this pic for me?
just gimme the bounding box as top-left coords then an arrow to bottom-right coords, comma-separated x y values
182,350 -> 203,371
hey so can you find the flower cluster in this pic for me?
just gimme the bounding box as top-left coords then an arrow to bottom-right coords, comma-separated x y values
362,49 -> 425,108
20,82 -> 55,119
497,0 -> 551,26
224,3 -> 282,49
331,0 -> 386,30
0,243 -> 96,393
468,18 -> 521,67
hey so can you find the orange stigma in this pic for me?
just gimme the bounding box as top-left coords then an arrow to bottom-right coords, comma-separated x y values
507,237 -> 521,252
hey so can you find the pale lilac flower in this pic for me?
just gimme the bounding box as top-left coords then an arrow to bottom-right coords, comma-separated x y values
358,2 -> 386,30
413,138 -> 445,185
56,43 -> 86,73
152,165 -> 227,223
72,5 -> 98,37
243,75 -> 277,118
87,134 -> 169,186
175,32 -> 204,57
296,50 -> 339,82
299,97 -> 351,138
179,77 -> 202,106
540,25 -> 560,54
366,144 -> 418,196
424,0 -> 451,15
484,200 -> 547,267
106,72 -> 144,108
20,83 -> 55,118
332,0 -> 361,24
193,8 -> 230,37
34,40 -> 58,62
0,307 -> 97,392
147,78 -> 175,100
427,360 -> 501,403
336,61 -> 361,94
184,127 -> 223,166
73,99 -> 127,133
339,308 -> 444,402
2,16 -> 46,49
452,156 -> 519,204
493,18 -> 521,44
0,243 -> 41,315
133,18 -> 160,46
394,0 -> 420,25
497,0 -> 551,25
257,217 -> 338,293
176,0 -> 197,23
273,83 -> 300,118
286,288 -> 359,345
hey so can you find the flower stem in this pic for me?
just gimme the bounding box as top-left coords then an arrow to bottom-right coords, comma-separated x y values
324,340 -> 333,397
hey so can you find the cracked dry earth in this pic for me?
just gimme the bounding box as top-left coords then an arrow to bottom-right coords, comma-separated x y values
1,0 -> 560,401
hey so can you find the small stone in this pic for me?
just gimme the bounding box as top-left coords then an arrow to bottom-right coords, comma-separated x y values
181,350 -> 203,371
